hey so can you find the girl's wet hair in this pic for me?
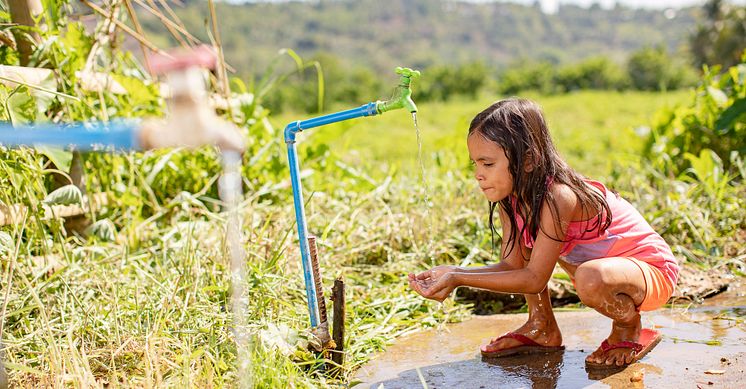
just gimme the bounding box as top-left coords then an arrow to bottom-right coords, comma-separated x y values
468,98 -> 612,260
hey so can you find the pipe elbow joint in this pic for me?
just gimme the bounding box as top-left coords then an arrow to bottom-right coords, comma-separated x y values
284,121 -> 301,144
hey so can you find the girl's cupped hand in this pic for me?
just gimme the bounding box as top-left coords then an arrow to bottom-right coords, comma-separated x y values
408,265 -> 458,302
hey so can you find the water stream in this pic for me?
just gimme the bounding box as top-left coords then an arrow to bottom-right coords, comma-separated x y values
412,113 -> 435,264
218,151 -> 251,388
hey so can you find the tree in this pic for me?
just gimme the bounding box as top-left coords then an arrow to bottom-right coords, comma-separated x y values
689,0 -> 746,69
627,46 -> 695,91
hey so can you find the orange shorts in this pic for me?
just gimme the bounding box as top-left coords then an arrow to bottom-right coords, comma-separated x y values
569,257 -> 675,311
626,257 -> 675,311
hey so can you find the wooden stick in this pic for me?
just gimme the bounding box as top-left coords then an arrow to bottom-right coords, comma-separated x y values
307,235 -> 327,323
331,278 -> 345,369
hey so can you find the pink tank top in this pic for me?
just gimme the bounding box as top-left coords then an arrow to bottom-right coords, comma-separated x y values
512,180 -> 679,285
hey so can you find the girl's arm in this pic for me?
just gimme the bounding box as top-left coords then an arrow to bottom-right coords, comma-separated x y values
417,185 -> 579,300
410,205 -> 528,289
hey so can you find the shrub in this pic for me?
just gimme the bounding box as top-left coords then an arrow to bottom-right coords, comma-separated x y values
415,61 -> 489,102
555,56 -> 630,92
643,50 -> 746,175
497,60 -> 557,95
627,46 -> 697,91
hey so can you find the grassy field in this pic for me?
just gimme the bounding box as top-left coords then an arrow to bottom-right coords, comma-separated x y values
270,90 -> 690,179
3,89 -> 743,387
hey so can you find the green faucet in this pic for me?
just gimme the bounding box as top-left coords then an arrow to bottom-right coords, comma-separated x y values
376,67 -> 421,114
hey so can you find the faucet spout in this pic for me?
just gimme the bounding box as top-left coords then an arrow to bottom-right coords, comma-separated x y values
376,67 -> 420,114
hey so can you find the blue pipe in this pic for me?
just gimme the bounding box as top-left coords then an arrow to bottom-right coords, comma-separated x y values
284,102 -> 378,328
0,120 -> 141,151
285,102 -> 377,143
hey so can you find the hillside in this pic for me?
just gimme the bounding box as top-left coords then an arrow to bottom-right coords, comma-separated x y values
136,0 -> 699,78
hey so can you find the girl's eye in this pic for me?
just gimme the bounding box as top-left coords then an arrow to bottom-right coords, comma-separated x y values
484,163 -> 494,167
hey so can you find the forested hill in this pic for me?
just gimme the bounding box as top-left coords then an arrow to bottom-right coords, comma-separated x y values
138,0 -> 699,77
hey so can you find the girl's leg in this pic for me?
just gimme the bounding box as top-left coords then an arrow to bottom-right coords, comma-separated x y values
563,257 -> 647,366
482,279 -> 562,351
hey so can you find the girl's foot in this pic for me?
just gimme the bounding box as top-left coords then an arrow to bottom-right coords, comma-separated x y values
586,315 -> 642,366
481,317 -> 563,353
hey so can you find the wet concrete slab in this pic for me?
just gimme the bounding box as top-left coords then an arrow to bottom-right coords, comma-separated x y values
355,290 -> 746,388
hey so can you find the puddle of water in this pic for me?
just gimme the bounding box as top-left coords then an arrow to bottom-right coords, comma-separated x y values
356,287 -> 746,388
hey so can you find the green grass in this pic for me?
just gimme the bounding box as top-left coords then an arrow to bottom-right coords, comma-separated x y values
270,90 -> 689,179
2,89 -> 744,387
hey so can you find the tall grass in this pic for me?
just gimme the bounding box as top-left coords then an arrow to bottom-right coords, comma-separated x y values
2,83 -> 744,386
1,2 -> 744,385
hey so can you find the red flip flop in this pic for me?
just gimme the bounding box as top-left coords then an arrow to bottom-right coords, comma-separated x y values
585,328 -> 662,369
480,332 -> 565,358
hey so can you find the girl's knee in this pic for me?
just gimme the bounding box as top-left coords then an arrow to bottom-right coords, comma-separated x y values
574,264 -> 607,307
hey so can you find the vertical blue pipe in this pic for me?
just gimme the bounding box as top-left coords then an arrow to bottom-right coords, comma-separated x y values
286,141 -> 320,327
285,103 -> 378,328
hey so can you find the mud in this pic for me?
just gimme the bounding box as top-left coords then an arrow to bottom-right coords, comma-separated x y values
355,285 -> 746,388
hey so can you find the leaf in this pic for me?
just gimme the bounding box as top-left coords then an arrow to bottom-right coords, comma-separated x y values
6,86 -> 37,124
145,149 -> 179,185
0,231 -> 13,255
706,86 -> 728,107
35,145 -> 72,172
86,219 -> 117,242
43,184 -> 82,205
112,74 -> 159,106
715,97 -> 746,133
684,149 -> 721,183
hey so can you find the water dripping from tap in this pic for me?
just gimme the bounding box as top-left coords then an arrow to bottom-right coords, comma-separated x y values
413,112 -> 434,263
219,150 -> 252,388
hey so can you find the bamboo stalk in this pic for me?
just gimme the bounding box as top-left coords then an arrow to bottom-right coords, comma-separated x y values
138,0 -> 197,47
155,0 -> 200,44
123,0 -> 153,73
7,0 -> 42,65
80,0 -> 163,54
206,0 -> 232,105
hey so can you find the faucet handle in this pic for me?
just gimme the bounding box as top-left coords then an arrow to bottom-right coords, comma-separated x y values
149,45 -> 217,75
395,67 -> 421,80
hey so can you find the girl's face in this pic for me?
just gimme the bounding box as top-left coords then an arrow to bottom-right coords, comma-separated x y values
467,132 -> 514,202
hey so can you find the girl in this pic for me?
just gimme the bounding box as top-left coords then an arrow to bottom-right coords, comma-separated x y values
409,98 -> 679,369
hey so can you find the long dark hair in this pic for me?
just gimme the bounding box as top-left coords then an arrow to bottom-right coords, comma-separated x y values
468,98 -> 612,260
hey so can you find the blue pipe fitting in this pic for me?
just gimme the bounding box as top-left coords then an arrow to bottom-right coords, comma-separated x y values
284,102 -> 378,144
0,120 -> 141,151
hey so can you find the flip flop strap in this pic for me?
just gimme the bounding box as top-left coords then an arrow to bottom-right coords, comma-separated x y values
493,332 -> 542,347
600,339 -> 643,353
